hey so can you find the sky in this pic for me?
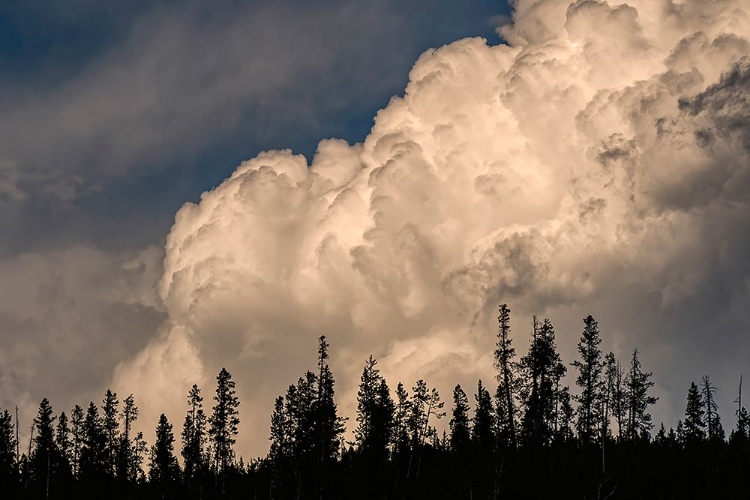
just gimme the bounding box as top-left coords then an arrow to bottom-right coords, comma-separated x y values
1,0 -> 750,460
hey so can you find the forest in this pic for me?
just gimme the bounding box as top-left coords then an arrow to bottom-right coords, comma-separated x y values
1,305 -> 748,499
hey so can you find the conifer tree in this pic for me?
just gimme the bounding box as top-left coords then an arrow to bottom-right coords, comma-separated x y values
182,384 -> 207,483
70,405 -> 84,478
472,380 -> 495,448
0,409 -> 16,485
392,382 -> 411,455
55,411 -> 71,472
315,336 -> 345,464
494,303 -> 518,448
624,348 -> 658,441
209,367 -> 240,475
450,385 -> 471,452
355,355 -> 393,457
117,394 -> 138,482
101,389 -> 119,477
80,402 -> 107,481
683,382 -> 706,445
149,414 -> 180,485
521,318 -> 565,445
269,396 -> 291,466
607,356 -> 626,441
701,375 -> 723,442
573,315 -> 605,445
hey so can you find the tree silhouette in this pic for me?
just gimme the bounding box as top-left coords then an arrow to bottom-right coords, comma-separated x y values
494,303 -> 518,448
624,348 -> 658,441
683,382 -> 706,445
149,414 -> 180,487
573,315 -> 605,445
450,385 -> 471,452
209,367 -> 240,477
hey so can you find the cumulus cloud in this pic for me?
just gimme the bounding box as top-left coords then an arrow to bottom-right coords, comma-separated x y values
113,0 -> 750,457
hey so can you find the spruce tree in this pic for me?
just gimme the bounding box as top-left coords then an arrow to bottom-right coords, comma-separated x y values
701,375 -> 723,442
494,303 -> 518,448
70,405 -> 84,478
472,380 -> 495,448
55,411 -> 72,473
117,394 -> 138,482
683,382 -> 706,445
624,348 -> 657,441
80,402 -> 107,481
392,383 -> 411,455
209,367 -> 240,475
0,409 -> 16,486
315,336 -> 345,464
149,414 -> 180,485
182,384 -> 207,483
101,389 -> 119,477
449,385 -> 471,452
573,315 -> 605,445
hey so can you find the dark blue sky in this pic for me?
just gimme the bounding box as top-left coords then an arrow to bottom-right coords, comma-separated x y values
0,0 -> 509,253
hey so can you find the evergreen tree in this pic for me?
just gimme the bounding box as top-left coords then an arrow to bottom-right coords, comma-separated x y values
31,398 -> 68,495
117,394 -> 138,482
182,384 -> 207,484
494,303 -> 518,448
607,356 -> 627,441
80,402 -> 107,481
624,348 -> 658,441
315,336 -> 345,464
701,375 -> 723,442
393,382 -> 411,455
472,380 -> 495,448
149,414 -> 180,485
101,389 -> 119,477
0,409 -> 17,486
55,411 -> 72,472
449,385 -> 471,452
70,405 -> 84,478
209,367 -> 240,475
268,396 -> 291,466
573,315 -> 606,445
521,318 -> 565,445
683,382 -> 706,445
355,355 -> 393,458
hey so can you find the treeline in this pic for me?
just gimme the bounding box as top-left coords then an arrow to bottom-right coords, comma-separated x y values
1,305 -> 749,498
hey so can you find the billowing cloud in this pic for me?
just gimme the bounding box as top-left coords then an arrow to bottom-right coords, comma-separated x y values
112,0 -> 750,458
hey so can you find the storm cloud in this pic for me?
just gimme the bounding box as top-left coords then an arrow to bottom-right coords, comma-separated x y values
3,0 -> 750,461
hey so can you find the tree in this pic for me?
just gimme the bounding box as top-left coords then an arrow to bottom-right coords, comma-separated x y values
449,385 -> 471,452
624,349 -> 658,441
315,336 -> 345,464
608,356 -> 627,441
494,303 -> 518,448
209,367 -> 240,475
393,383 -> 411,455
80,401 -> 109,485
520,318 -> 565,445
683,382 -> 706,445
182,384 -> 207,483
70,405 -> 84,478
117,394 -> 138,482
55,411 -> 72,473
573,315 -> 606,445
701,375 -> 724,442
149,414 -> 180,485
472,380 -> 495,448
0,409 -> 17,485
31,398 -> 56,491
355,355 -> 393,459
101,389 -> 119,477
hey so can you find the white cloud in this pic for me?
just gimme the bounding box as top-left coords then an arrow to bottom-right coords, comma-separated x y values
114,0 -> 750,457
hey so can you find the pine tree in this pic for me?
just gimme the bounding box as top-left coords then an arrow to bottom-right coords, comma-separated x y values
355,355 -> 387,455
472,380 -> 495,448
315,336 -> 345,464
117,394 -> 138,482
521,318 -> 565,445
182,384 -> 207,483
393,383 -> 411,455
494,303 -> 518,448
608,356 -> 627,441
31,399 -> 55,487
149,414 -> 180,485
449,385 -> 471,452
70,405 -> 84,478
269,396 -> 291,466
55,411 -> 72,473
683,382 -> 706,445
209,367 -> 240,475
0,409 -> 17,486
80,402 -> 107,481
101,389 -> 119,477
624,348 -> 658,441
701,375 -> 723,442
573,315 -> 606,445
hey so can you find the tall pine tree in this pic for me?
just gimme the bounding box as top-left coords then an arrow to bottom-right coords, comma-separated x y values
573,315 -> 605,445
209,367 -> 240,475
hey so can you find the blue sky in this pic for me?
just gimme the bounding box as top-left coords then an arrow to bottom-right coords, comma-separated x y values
0,0 -> 509,254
